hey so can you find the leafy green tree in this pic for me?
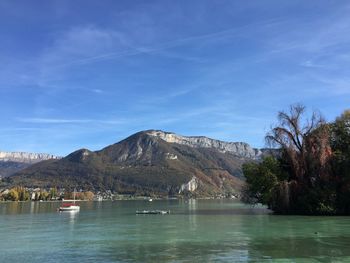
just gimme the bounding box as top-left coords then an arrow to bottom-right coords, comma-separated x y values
243,156 -> 287,208
331,110 -> 350,214
49,187 -> 57,200
16,187 -> 30,201
19,188 -> 25,201
40,190 -> 49,201
7,189 -> 19,201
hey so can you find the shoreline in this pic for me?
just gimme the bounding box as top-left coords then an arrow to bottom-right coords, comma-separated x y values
0,196 -> 240,203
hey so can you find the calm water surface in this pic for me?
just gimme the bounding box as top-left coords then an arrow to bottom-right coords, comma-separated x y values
0,199 -> 349,262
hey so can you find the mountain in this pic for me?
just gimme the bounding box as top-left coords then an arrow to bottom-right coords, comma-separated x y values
6,130 -> 263,197
0,151 -> 60,177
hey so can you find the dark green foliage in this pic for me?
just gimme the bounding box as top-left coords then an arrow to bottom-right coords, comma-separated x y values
242,156 -> 286,206
331,110 -> 350,214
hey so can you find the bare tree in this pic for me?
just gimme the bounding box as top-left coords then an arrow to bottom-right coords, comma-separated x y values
266,104 -> 329,183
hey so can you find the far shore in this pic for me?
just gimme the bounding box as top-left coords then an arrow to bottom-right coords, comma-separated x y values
0,196 -> 240,203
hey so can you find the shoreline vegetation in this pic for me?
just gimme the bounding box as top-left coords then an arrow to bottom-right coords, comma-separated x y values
0,186 -> 237,202
242,104 -> 350,215
0,196 -> 236,203
0,187 -> 95,202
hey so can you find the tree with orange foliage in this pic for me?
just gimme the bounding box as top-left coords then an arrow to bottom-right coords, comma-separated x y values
244,104 -> 336,214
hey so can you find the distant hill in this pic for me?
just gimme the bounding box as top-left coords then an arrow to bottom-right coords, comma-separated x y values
0,151 -> 60,177
6,130 -> 265,197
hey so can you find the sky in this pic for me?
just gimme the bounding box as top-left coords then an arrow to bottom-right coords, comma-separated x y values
0,0 -> 350,156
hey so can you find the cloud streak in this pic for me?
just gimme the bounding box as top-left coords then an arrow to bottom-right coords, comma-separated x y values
17,118 -> 126,125
39,17 -> 286,71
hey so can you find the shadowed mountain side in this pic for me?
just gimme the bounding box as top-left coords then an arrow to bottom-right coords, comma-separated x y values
0,161 -> 32,177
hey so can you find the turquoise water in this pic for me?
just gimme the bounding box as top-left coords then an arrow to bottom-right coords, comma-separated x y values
0,199 -> 349,262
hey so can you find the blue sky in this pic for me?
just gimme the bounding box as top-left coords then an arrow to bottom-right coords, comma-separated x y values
0,0 -> 349,156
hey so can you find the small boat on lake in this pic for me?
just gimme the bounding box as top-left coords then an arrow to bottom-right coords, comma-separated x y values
58,189 -> 80,212
136,210 -> 170,215
58,202 -> 80,212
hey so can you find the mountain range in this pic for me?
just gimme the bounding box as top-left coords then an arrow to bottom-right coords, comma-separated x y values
0,151 -> 60,177
4,130 -> 267,197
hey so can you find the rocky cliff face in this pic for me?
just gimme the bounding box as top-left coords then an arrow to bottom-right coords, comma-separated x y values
179,177 -> 199,193
0,151 -> 60,164
147,130 -> 261,159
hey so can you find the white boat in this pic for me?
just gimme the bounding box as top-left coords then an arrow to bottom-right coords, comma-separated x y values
136,210 -> 170,215
58,203 -> 80,212
59,189 -> 80,212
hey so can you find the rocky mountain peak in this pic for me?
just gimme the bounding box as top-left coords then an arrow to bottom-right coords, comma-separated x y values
65,149 -> 94,162
146,130 -> 261,159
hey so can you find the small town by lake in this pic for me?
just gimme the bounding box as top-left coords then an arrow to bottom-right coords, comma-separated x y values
1,199 -> 349,262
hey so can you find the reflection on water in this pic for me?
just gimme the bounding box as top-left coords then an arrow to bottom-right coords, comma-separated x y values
187,198 -> 197,230
1,201 -> 60,214
187,198 -> 197,211
0,200 -> 350,262
30,201 -> 34,214
59,210 -> 79,225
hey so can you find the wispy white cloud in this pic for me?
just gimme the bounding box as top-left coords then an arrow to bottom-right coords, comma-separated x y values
300,60 -> 329,69
17,117 -> 126,125
91,88 -> 103,93
310,75 -> 350,95
36,18 -> 287,72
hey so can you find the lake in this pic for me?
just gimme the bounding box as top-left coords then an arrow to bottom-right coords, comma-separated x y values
0,199 -> 349,262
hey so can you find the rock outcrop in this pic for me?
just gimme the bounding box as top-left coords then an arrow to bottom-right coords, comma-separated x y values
147,130 -> 261,159
179,177 -> 199,193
